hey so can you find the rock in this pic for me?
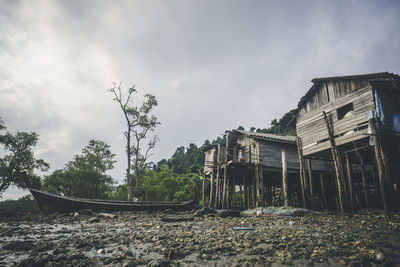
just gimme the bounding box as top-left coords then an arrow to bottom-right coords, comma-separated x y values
194,207 -> 217,217
218,210 -> 241,218
376,252 -> 384,262
125,250 -> 134,257
122,259 -> 137,267
89,217 -> 100,223
98,213 -> 117,219
78,209 -> 96,216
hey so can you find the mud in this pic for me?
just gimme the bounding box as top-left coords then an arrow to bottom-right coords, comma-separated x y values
0,209 -> 399,266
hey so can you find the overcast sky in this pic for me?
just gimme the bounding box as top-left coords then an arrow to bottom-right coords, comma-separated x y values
1,0 -> 400,199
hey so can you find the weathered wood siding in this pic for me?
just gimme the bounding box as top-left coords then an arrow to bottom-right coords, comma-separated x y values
236,135 -> 257,163
297,82 -> 374,156
204,146 -> 217,174
257,142 -> 298,170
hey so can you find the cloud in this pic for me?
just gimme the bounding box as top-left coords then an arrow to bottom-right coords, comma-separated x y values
1,0 -> 400,199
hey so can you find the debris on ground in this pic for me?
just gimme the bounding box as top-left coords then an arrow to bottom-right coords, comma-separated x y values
243,206 -> 320,217
0,210 -> 399,266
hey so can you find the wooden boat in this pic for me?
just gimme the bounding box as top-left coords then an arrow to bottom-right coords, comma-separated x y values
29,188 -> 194,213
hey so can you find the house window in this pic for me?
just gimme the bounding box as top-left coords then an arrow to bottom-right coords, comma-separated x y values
337,103 -> 354,120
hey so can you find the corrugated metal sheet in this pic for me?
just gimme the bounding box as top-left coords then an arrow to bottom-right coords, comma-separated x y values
233,130 -> 296,143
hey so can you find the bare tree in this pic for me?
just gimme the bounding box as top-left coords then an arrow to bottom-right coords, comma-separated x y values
109,82 -> 160,200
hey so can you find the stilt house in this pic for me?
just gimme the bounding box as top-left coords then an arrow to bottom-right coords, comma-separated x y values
280,72 -> 400,213
203,129 -> 333,209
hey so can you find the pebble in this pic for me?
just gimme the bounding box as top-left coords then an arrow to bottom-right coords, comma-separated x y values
0,210 -> 399,266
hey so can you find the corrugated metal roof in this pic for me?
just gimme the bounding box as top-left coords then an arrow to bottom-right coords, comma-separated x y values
233,129 -> 296,143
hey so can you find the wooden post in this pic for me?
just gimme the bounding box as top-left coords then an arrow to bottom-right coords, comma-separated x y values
202,175 -> 206,207
242,169 -> 246,209
360,164 -> 369,208
232,174 -> 236,208
253,171 -> 257,208
259,166 -> 264,206
255,165 -> 261,207
227,176 -> 232,209
356,149 -> 369,208
319,172 -> 327,210
369,119 -> 389,214
216,144 -> 221,208
282,149 -> 289,206
222,138 -> 229,209
323,111 -> 346,213
210,167 -> 215,207
246,185 -> 250,209
345,153 -> 354,214
296,137 -> 307,208
307,159 -> 315,210
240,174 -> 244,209
380,142 -> 394,204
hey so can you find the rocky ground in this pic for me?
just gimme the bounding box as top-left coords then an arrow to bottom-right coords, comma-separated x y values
0,208 -> 399,267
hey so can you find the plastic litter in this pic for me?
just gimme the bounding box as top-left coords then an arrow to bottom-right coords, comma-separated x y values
243,206 -> 320,216
393,113 -> 400,133
232,227 -> 255,231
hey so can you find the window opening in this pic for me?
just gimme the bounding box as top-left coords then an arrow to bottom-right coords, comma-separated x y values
337,103 -> 354,120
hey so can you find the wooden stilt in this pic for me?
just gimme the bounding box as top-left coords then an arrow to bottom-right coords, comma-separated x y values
259,167 -> 264,206
232,174 -> 236,208
222,136 -> 230,209
355,148 -> 369,208
296,137 -> 307,208
369,119 -> 390,214
255,165 -> 261,207
240,176 -> 244,208
360,164 -> 369,208
202,175 -> 206,207
282,150 -> 289,206
253,171 -> 257,208
323,111 -> 346,213
215,144 -> 221,208
242,169 -> 246,209
307,159 -> 315,210
345,153 -> 354,214
370,164 -> 380,206
210,167 -> 215,207
319,173 -> 327,210
380,142 -> 394,204
246,185 -> 250,209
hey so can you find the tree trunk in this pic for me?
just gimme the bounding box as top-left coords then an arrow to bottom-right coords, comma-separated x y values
126,128 -> 132,201
134,139 -> 140,200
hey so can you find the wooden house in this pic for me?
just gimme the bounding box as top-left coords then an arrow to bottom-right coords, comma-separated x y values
280,72 -> 400,213
203,129 -> 333,209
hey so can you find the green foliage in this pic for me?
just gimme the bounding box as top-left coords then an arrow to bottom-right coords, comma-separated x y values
109,184 -> 128,200
131,142 -> 207,202
43,140 -> 116,199
0,195 -> 39,213
0,118 -> 49,197
255,119 -> 296,136
136,164 -> 204,203
166,143 -> 204,175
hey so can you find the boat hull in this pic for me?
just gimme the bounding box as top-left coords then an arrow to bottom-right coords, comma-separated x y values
29,188 -> 194,213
